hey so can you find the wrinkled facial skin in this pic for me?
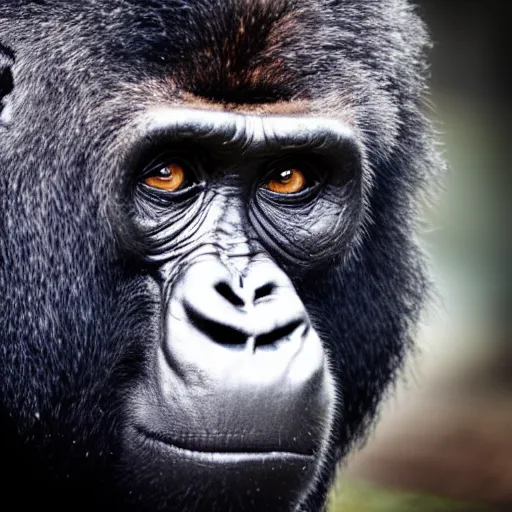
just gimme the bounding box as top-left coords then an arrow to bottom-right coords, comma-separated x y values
0,1 -> 440,511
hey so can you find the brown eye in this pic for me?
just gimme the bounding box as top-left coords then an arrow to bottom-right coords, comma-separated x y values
265,168 -> 306,194
144,164 -> 186,191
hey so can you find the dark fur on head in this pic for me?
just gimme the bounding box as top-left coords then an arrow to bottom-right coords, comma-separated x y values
0,1 -> 441,510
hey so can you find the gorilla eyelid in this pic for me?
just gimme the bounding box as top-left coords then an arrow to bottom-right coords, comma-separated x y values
138,150 -> 207,194
258,156 -> 327,199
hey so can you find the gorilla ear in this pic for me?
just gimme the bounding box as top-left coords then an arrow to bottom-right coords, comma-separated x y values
0,43 -> 14,122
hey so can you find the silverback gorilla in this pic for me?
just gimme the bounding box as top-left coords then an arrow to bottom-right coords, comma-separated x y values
0,1 -> 441,511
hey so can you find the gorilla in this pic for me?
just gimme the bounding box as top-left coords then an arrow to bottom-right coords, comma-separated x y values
0,1 -> 441,511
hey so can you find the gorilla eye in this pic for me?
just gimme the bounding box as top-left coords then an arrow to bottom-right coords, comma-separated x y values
144,164 -> 186,192
265,168 -> 306,194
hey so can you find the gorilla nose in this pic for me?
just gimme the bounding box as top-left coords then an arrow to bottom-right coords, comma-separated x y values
163,258 -> 325,388
183,270 -> 305,351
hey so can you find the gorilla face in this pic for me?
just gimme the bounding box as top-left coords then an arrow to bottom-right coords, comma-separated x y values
119,109 -> 362,508
0,1 -> 439,511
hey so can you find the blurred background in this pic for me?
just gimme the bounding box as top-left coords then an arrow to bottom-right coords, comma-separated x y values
330,1 -> 511,511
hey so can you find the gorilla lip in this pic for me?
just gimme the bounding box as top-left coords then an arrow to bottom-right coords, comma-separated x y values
136,426 -> 316,461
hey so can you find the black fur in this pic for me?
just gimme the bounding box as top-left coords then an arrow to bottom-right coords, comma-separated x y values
0,1 -> 441,510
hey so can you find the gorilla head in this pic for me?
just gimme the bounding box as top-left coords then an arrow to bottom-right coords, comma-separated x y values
0,1 -> 440,511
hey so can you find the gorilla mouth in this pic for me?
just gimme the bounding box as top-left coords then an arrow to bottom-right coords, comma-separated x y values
137,426 -> 316,461
125,425 -> 319,510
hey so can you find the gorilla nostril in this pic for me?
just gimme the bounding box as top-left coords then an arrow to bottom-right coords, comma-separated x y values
184,301 -> 247,347
255,319 -> 304,349
253,283 -> 275,303
215,282 -> 245,308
